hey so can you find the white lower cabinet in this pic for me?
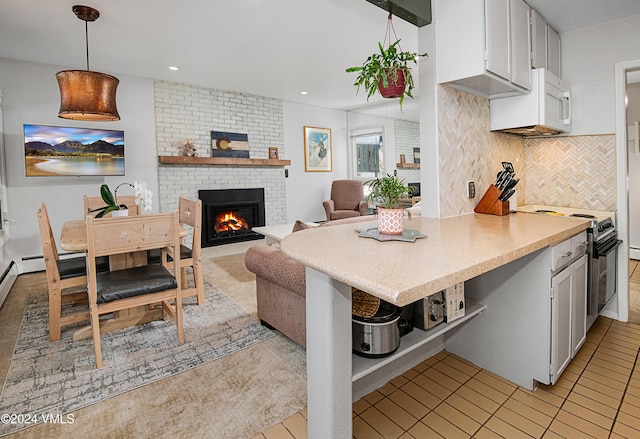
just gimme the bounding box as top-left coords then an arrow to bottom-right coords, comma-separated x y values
445,231 -> 589,390
550,253 -> 587,384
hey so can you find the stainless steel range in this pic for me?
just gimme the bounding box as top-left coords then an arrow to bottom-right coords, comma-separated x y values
518,205 -> 621,316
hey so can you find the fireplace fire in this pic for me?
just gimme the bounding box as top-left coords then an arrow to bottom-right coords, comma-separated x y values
214,210 -> 248,233
199,188 -> 265,247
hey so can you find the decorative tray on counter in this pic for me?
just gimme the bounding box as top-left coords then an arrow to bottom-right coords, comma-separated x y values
355,227 -> 427,243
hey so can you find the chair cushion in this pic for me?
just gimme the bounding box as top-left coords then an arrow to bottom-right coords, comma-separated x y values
57,256 -> 109,279
96,264 -> 178,304
147,245 -> 192,264
330,210 -> 362,220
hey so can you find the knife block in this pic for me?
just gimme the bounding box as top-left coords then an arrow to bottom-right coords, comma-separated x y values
474,185 -> 510,216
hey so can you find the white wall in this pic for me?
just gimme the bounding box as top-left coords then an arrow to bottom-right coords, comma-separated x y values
283,101 -> 349,222
0,57 -> 361,270
562,14 -> 640,135
0,57 -> 157,272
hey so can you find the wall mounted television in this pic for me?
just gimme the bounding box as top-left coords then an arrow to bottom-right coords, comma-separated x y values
24,124 -> 125,177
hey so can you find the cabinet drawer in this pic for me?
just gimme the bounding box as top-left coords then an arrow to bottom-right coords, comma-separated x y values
551,238 -> 572,272
571,231 -> 588,257
551,231 -> 588,271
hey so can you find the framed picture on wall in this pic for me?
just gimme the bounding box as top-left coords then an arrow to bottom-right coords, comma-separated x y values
304,126 -> 332,172
211,131 -> 250,158
268,147 -> 279,160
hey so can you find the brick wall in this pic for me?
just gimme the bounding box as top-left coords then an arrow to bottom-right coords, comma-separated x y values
395,119 -> 421,183
154,80 -> 287,227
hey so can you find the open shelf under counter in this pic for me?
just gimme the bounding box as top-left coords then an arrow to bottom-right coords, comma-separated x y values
158,155 -> 291,167
352,300 -> 487,382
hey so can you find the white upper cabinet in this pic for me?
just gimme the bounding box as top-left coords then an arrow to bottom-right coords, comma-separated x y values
435,0 -> 531,99
547,26 -> 561,78
484,0 -> 511,82
530,8 -> 562,77
510,0 -> 532,89
531,9 -> 547,69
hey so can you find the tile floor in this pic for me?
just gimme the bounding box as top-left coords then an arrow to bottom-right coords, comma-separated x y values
255,271 -> 640,438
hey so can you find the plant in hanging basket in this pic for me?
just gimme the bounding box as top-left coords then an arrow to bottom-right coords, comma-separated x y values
346,39 -> 427,110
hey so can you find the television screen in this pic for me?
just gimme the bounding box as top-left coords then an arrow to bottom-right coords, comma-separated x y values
24,124 -> 125,176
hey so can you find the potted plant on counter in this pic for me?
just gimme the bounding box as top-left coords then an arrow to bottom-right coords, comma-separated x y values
365,174 -> 413,234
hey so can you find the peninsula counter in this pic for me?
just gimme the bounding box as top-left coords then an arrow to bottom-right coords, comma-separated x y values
280,212 -> 590,438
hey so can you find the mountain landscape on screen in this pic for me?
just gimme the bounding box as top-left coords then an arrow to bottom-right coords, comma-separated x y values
24,124 -> 125,176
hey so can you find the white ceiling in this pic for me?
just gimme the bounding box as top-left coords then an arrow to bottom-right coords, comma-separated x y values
1,0 -> 640,122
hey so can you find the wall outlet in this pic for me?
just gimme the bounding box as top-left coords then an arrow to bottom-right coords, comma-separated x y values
467,181 -> 476,198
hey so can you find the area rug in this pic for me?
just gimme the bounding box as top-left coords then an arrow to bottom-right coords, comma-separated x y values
0,281 -> 275,437
205,252 -> 258,317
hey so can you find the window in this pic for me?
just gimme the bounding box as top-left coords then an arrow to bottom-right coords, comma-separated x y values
352,129 -> 384,179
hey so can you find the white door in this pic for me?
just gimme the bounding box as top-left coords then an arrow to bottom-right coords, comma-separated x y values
551,265 -> 572,384
0,92 -> 17,310
571,254 -> 588,357
485,0 -> 511,81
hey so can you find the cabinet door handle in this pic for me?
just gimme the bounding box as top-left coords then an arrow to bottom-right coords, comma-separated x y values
563,251 -> 573,257
561,91 -> 571,125
635,121 -> 639,157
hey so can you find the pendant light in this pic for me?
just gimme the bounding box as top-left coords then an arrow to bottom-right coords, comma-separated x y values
56,5 -> 120,121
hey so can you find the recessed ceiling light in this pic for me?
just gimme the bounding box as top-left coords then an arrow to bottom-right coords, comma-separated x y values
300,91 -> 308,95
169,66 -> 179,71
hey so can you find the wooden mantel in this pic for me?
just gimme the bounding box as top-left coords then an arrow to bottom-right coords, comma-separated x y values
158,155 -> 291,167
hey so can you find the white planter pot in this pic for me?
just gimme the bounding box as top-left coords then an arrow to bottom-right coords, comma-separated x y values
111,209 -> 129,217
377,207 -> 404,235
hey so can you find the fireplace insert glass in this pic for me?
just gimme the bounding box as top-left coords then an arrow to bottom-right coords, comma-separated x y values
199,188 -> 265,247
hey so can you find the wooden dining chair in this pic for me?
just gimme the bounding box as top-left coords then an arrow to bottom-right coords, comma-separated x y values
84,195 -> 140,217
148,197 -> 205,305
86,211 -> 184,368
175,197 -> 205,305
37,203 -> 93,341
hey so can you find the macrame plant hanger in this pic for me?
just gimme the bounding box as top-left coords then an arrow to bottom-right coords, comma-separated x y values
382,12 -> 402,52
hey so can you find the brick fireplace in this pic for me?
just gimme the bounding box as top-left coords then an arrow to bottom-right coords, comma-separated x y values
154,81 -> 287,240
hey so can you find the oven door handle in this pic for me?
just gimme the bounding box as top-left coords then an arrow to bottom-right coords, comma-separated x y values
596,239 -> 622,256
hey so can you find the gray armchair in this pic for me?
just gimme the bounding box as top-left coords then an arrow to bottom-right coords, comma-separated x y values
323,180 -> 367,221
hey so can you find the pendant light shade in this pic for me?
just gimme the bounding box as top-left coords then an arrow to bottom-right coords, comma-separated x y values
56,5 -> 120,121
56,70 -> 120,121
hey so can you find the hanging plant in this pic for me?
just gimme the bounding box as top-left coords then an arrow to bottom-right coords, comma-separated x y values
346,14 -> 428,110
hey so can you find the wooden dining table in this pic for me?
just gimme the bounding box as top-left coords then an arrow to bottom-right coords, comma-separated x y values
59,218 -> 188,340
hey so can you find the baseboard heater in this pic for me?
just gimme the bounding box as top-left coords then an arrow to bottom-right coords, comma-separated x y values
0,260 -> 18,310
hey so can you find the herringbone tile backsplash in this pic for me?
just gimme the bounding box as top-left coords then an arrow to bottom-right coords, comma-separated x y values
437,85 -> 616,215
524,135 -> 616,211
438,85 -> 524,217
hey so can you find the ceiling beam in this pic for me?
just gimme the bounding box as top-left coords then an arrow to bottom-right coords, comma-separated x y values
365,0 -> 432,27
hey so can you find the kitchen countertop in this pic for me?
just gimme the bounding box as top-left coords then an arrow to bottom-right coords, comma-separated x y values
280,212 -> 590,306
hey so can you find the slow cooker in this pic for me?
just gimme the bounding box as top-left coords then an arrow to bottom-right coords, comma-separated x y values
352,300 -> 402,358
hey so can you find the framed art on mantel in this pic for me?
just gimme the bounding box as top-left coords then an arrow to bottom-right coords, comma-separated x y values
303,126 -> 332,172
211,131 -> 250,158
